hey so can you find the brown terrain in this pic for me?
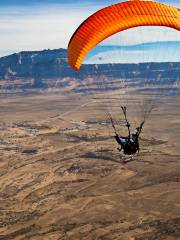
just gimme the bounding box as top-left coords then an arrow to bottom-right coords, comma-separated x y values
0,87 -> 180,240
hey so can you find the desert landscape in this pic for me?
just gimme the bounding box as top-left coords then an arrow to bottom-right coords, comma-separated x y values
0,0 -> 179,238
0,86 -> 179,240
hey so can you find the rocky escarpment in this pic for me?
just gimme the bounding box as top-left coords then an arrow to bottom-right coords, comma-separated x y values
0,49 -> 179,91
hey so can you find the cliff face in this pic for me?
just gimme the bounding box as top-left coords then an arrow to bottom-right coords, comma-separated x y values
0,48 -> 179,91
0,49 -> 67,80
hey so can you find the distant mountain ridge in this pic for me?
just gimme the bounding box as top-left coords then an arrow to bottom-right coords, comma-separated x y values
0,48 -> 67,78
0,46 -> 179,91
85,41 -> 180,64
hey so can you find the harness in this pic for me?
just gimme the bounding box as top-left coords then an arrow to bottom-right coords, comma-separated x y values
108,106 -> 144,155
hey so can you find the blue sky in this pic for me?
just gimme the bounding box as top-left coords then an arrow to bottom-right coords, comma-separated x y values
0,0 -> 179,5
0,0 -> 180,57
0,0 -> 121,5
0,0 -> 179,8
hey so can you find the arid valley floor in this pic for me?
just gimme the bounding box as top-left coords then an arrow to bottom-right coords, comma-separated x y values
0,90 -> 180,240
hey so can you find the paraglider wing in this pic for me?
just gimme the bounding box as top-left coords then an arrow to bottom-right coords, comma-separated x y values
68,1 -> 180,70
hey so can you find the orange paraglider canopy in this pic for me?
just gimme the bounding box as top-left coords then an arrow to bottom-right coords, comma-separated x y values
68,0 -> 180,70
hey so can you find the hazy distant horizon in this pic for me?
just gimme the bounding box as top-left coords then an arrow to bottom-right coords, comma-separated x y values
1,40 -> 179,65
